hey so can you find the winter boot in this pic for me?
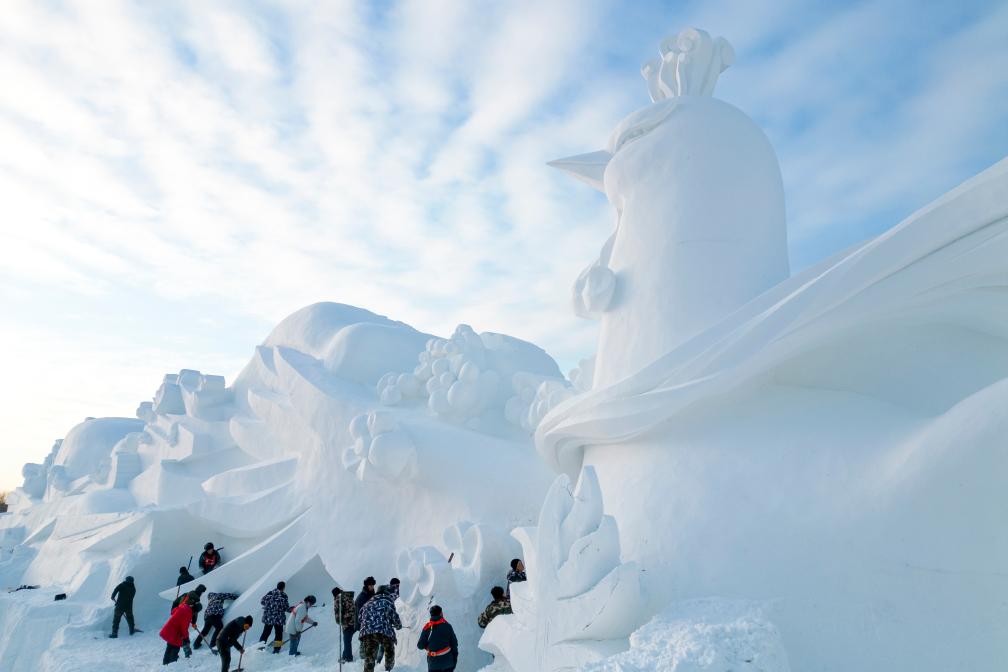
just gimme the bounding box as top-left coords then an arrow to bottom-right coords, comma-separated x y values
108,633 -> 118,639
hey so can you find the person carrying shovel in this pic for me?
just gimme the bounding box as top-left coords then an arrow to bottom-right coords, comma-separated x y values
285,594 -> 318,656
217,615 -> 253,672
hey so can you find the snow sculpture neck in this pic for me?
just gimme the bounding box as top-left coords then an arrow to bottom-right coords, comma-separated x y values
550,28 -> 789,389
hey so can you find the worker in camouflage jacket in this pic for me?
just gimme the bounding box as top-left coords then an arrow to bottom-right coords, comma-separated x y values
332,587 -> 357,663
258,581 -> 290,653
358,585 -> 402,672
171,584 -> 206,623
477,586 -> 512,629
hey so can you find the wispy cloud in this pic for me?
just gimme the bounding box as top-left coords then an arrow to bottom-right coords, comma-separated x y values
1,0 -> 1006,488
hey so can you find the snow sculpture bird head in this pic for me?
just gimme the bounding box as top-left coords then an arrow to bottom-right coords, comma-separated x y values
549,28 -> 735,194
548,28 -> 789,390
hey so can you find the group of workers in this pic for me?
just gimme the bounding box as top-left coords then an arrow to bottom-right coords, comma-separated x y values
107,540 -> 530,672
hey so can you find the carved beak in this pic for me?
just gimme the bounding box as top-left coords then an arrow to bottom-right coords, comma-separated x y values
547,150 -> 612,193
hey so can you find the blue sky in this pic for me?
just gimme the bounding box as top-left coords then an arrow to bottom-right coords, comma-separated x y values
1,0 -> 1006,490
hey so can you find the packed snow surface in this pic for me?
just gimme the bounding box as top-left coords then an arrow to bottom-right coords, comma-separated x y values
0,587 -> 430,672
579,599 -> 790,672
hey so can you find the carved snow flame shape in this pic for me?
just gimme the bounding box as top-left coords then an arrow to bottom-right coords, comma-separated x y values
479,466 -> 645,672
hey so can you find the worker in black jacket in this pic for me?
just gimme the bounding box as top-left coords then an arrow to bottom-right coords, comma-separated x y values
417,605 -> 458,671
199,542 -> 223,574
176,566 -> 195,586
109,576 -> 139,638
354,576 -> 377,622
217,615 -> 253,672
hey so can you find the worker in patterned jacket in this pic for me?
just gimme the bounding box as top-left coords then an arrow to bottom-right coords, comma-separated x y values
358,585 -> 402,672
477,586 -> 512,629
193,590 -> 239,651
332,586 -> 357,663
505,558 -> 526,597
258,581 -> 290,654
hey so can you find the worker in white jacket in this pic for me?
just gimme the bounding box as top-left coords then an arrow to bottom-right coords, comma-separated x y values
285,594 -> 318,656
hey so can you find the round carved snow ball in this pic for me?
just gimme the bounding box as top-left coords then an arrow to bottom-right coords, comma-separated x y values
52,417 -> 145,483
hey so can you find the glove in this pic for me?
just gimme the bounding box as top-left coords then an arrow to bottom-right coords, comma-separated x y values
237,646 -> 244,655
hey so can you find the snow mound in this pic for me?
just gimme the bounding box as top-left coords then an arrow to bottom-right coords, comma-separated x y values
262,302 -> 418,359
52,417 -> 144,485
579,599 -> 790,672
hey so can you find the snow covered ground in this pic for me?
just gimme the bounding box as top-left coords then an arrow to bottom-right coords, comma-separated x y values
580,600 -> 789,672
0,589 -> 790,672
0,587 -> 426,672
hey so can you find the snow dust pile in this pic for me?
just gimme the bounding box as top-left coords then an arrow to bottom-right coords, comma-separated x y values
579,599 -> 789,672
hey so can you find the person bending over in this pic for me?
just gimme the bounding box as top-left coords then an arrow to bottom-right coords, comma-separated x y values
217,615 -> 253,672
194,590 -> 239,651
477,586 -> 512,629
285,594 -> 318,656
159,597 -> 193,665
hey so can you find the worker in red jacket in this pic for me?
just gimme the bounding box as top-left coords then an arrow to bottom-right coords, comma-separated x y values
160,597 -> 195,665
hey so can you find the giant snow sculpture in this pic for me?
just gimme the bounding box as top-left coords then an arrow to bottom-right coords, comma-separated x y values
1,25 -> 1006,672
0,303 -> 557,672
550,28 -> 788,390
537,26 -> 1008,672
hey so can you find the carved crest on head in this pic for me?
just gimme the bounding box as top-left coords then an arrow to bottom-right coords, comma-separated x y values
642,28 -> 735,101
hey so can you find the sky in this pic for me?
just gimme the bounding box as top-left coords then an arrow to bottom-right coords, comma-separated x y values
1,0 -> 1006,491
